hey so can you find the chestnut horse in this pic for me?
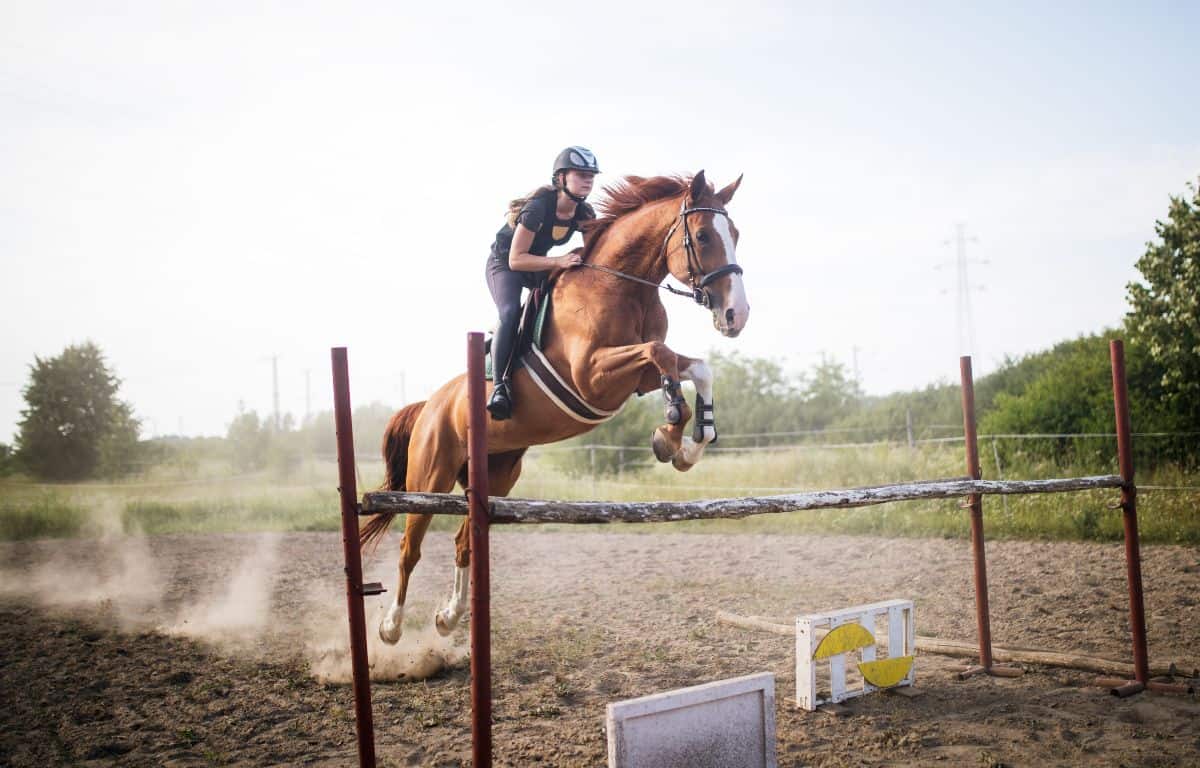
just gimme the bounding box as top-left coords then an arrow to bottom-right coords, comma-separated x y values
363,170 -> 748,644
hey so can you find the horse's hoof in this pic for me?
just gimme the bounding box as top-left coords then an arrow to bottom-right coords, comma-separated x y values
379,621 -> 402,645
671,454 -> 695,472
434,610 -> 456,637
651,431 -> 674,463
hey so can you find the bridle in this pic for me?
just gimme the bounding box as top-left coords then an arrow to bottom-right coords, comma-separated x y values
581,198 -> 744,308
660,198 -> 744,308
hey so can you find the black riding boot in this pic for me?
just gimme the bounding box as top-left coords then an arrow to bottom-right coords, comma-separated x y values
488,308 -> 519,420
487,378 -> 513,420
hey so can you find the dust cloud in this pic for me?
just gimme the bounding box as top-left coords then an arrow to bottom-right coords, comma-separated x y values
306,597 -> 469,683
1,518 -> 468,684
160,533 -> 281,646
0,501 -> 164,629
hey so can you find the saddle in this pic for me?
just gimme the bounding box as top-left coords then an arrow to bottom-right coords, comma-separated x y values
484,275 -> 623,424
485,282 -> 552,382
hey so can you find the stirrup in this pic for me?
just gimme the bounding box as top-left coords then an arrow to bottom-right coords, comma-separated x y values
487,380 -> 513,421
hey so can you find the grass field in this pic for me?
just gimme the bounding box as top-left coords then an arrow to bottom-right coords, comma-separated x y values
2,441 -> 1197,544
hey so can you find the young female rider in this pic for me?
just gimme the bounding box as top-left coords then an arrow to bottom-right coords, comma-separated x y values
485,146 -> 599,420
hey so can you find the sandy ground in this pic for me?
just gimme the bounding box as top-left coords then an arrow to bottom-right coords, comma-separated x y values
1,529 -> 1199,767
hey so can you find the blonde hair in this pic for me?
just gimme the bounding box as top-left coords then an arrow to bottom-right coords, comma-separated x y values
505,184 -> 556,228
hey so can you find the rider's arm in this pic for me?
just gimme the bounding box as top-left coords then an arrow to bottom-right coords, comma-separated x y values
508,224 -> 581,271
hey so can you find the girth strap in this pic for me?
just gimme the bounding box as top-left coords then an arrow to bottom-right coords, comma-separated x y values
522,346 -> 623,425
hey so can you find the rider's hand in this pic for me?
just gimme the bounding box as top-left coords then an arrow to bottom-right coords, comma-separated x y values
559,251 -> 584,269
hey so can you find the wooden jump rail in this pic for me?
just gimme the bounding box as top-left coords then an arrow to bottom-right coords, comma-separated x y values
361,475 -> 1125,522
332,337 -> 1175,768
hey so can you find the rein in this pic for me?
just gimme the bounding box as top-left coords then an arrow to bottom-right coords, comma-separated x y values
580,263 -> 697,299
580,199 -> 744,308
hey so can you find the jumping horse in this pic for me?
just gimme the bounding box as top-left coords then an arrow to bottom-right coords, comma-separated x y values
362,170 -> 749,644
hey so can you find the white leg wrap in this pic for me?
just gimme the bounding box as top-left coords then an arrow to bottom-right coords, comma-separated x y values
380,598 -> 405,644
435,566 -> 470,635
681,360 -> 717,444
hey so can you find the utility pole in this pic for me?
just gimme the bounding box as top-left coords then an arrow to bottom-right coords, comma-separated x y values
272,355 -> 281,432
305,369 -> 312,424
938,223 -> 987,360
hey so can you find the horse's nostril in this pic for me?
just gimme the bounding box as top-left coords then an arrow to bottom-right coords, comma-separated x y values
725,308 -> 735,325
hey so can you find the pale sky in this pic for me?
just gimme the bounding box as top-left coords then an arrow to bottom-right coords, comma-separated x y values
3,2 -> 1198,441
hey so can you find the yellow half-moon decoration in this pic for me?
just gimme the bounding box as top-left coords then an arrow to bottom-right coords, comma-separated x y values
813,623 -> 876,659
858,656 -> 915,688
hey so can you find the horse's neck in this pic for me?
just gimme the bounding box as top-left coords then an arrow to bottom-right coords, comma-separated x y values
590,200 -> 678,284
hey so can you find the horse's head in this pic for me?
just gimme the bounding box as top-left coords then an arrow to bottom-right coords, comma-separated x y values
664,171 -> 750,337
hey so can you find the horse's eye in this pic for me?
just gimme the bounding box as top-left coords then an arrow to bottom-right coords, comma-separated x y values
696,231 -> 710,244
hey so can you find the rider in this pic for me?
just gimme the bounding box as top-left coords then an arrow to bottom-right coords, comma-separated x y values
485,146 -> 599,420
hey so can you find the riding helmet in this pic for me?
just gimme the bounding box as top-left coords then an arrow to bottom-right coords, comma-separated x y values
553,146 -> 600,175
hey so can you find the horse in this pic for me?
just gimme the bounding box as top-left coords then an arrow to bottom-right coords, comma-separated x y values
362,170 -> 749,644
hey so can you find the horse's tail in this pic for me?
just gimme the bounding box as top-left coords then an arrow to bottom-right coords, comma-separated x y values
359,400 -> 426,552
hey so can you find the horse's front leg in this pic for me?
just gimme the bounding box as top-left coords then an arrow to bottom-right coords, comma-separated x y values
433,449 -> 525,637
671,356 -> 717,471
380,512 -> 432,644
588,341 -> 692,466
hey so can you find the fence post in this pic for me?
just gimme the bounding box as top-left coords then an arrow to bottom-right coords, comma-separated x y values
960,356 -> 995,674
906,407 -> 914,448
466,333 -> 493,766
1109,339 -> 1150,693
331,348 -> 376,768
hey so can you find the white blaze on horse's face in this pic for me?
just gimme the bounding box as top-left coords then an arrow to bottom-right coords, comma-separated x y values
710,215 -> 749,337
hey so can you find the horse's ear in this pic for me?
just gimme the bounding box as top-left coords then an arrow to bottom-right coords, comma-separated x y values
689,170 -> 708,203
716,173 -> 743,205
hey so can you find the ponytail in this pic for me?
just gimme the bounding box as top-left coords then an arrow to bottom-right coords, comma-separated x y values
505,184 -> 556,228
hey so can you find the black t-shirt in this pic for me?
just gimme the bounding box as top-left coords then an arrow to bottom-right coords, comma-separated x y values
490,188 -> 595,268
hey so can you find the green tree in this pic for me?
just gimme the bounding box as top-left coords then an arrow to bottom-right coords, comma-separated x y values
709,350 -> 805,438
980,332 -> 1175,468
1126,178 -> 1200,433
227,408 -> 269,472
15,341 -> 141,481
800,354 -> 863,429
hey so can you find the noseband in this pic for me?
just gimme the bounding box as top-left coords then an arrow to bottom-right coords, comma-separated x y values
660,198 -> 744,308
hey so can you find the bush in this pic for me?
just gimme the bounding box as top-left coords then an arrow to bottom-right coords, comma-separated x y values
0,443 -> 15,477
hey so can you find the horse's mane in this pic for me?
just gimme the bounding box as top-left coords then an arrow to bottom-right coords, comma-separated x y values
582,175 -> 706,256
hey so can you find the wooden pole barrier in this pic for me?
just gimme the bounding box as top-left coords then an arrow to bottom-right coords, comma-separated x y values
715,611 -> 1192,682
959,356 -> 997,675
332,348 -> 377,768
466,333 -> 493,766
1108,339 -> 1151,697
363,475 -> 1124,521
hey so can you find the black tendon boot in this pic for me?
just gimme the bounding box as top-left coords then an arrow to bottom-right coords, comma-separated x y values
487,378 -> 513,420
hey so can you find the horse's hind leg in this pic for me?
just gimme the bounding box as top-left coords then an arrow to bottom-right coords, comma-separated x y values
379,411 -> 465,644
379,512 -> 433,644
434,449 -> 525,636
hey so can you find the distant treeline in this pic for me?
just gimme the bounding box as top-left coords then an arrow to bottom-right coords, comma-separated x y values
2,333 -> 1192,483
542,330 -> 1197,476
